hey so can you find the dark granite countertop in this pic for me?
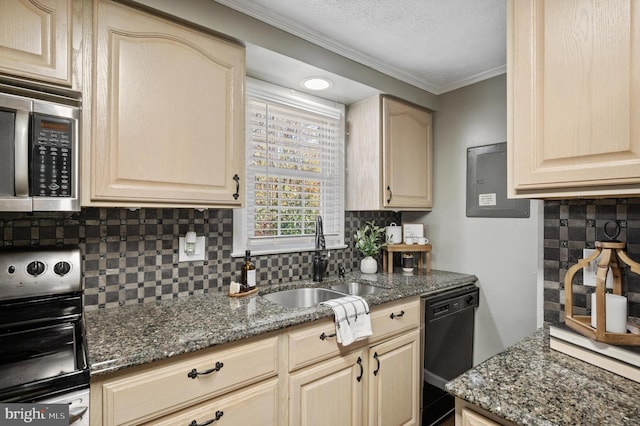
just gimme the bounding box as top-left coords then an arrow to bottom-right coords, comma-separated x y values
446,327 -> 640,425
85,269 -> 477,377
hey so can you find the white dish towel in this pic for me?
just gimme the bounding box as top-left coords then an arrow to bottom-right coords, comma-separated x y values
321,295 -> 373,346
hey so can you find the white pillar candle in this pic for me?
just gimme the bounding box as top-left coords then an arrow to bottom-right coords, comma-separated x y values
591,293 -> 628,333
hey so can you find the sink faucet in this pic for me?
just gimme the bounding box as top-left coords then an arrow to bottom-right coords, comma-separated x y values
313,215 -> 328,282
315,215 -> 326,250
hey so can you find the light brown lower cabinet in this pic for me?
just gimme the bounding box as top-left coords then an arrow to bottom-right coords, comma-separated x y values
455,398 -> 515,426
288,330 -> 420,426
289,349 -> 366,425
287,298 -> 421,426
460,408 -> 500,426
140,378 -> 278,426
367,330 -> 421,426
90,297 -> 421,425
90,335 -> 279,425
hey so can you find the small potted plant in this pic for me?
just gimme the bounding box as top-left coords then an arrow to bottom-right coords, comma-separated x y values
354,221 -> 389,273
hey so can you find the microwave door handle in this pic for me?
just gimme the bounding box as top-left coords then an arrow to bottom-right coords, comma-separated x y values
14,111 -> 29,197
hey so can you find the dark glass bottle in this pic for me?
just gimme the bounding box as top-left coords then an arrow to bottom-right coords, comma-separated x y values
241,250 -> 256,291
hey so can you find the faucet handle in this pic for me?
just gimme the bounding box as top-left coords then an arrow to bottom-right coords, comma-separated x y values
338,265 -> 346,278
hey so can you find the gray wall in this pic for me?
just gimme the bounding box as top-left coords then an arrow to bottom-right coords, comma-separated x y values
405,74 -> 541,364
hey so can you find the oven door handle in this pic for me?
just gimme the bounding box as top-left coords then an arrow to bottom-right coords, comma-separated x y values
69,406 -> 88,424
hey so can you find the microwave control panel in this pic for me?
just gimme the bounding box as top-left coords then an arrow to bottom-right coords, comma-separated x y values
29,114 -> 73,198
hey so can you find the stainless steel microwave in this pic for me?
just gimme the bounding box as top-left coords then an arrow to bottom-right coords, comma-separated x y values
0,90 -> 80,212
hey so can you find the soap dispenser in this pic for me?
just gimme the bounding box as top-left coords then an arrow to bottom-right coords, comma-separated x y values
313,252 -> 328,282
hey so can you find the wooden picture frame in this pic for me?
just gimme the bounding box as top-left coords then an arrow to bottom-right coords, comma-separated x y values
402,223 -> 424,239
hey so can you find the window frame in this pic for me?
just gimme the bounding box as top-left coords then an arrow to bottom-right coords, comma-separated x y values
232,78 -> 346,257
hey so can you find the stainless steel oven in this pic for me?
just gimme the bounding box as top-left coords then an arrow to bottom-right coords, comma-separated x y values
0,87 -> 80,212
0,247 -> 89,425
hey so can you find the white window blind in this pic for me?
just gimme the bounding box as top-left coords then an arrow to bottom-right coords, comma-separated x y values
233,79 -> 345,256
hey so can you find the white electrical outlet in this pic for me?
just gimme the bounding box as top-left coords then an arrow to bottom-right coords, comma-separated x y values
582,248 -> 613,288
178,236 -> 206,262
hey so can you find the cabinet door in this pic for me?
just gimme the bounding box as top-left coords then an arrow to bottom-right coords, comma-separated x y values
368,329 -> 420,426
91,0 -> 244,207
289,350 -> 365,426
345,95 -> 383,211
382,97 -> 433,209
508,0 -> 640,198
0,0 -> 72,85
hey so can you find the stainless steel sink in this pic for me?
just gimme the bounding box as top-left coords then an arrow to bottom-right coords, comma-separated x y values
262,288 -> 347,308
331,282 -> 386,296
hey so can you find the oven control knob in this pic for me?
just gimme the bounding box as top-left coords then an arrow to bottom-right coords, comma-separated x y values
54,261 -> 72,276
466,295 -> 475,306
26,261 -> 46,276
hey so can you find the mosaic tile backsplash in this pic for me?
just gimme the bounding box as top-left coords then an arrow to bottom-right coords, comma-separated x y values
0,209 -> 399,311
543,198 -> 640,323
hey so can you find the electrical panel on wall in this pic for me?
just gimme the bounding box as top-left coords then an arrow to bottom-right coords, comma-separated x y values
466,142 -> 530,218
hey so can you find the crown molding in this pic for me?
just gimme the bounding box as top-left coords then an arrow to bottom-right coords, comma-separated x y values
216,0 -> 504,95
437,65 -> 507,95
215,0 -> 442,93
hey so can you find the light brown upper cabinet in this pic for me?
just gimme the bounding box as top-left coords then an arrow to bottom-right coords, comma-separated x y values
0,0 -> 83,88
507,0 -> 640,198
347,95 -> 433,210
84,0 -> 245,208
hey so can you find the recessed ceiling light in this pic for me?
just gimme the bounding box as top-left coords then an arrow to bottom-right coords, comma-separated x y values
302,77 -> 333,91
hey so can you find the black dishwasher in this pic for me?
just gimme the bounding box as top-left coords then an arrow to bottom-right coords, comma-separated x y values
422,285 -> 479,425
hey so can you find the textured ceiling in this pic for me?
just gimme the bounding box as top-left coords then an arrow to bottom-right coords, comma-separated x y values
216,0 -> 506,95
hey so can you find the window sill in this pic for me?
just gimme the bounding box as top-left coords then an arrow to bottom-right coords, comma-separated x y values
231,244 -> 348,258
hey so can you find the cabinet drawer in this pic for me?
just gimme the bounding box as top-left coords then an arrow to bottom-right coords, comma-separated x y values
369,298 -> 420,342
288,318 -> 347,371
141,378 -> 279,426
100,336 -> 278,426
